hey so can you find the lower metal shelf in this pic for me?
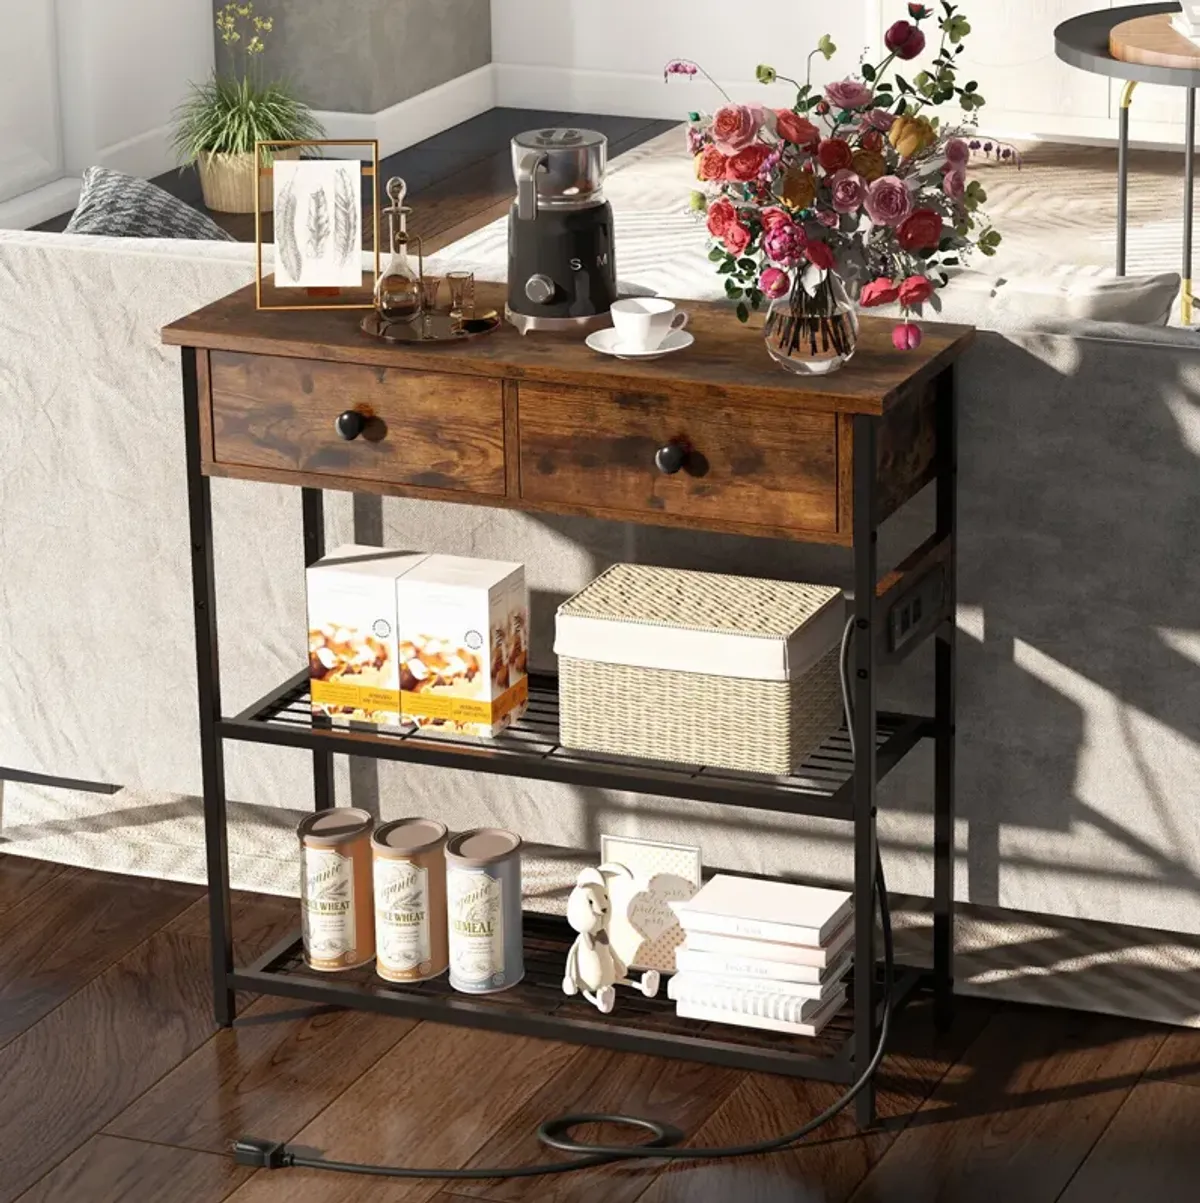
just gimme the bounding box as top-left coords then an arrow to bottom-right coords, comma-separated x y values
230,911 -> 925,1083
221,671 -> 931,821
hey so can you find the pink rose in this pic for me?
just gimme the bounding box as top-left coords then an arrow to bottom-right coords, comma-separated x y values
864,108 -> 897,132
861,129 -> 884,152
706,197 -> 737,240
815,208 -> 839,227
723,221 -> 752,255
864,175 -> 913,226
775,109 -> 820,147
805,239 -> 836,271
695,146 -> 728,181
763,220 -> 807,267
943,167 -> 965,200
711,104 -> 760,154
884,20 -> 926,60
825,79 -> 875,111
897,207 -> 943,250
898,275 -> 935,306
892,321 -> 923,350
817,138 -> 854,173
760,266 -> 792,299
726,144 -> 772,182
828,168 -> 866,213
860,278 -> 900,307
760,206 -> 793,233
945,138 -> 970,167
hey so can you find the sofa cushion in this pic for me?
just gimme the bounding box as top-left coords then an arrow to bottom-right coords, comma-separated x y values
65,167 -> 235,242
991,267 -> 1181,326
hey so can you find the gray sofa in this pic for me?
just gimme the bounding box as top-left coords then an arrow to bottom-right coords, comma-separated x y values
2,226 -> 1198,942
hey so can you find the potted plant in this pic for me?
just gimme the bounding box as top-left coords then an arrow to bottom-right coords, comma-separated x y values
172,2 -> 324,214
667,3 -> 1010,373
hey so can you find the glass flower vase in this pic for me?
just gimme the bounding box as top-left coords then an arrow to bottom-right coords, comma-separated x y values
763,273 -> 859,376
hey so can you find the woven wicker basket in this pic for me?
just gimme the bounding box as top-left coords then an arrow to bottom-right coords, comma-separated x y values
555,564 -> 844,775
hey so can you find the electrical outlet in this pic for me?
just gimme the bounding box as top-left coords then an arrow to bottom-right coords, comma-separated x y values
887,566 -> 946,654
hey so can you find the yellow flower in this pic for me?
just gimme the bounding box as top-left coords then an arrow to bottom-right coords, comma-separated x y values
851,149 -> 886,182
888,115 -> 935,159
778,169 -> 816,211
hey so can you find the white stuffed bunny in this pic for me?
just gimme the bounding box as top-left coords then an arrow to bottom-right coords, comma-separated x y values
562,864 -> 661,1013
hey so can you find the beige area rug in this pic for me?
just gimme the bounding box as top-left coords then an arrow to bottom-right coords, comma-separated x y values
4,134 -> 1199,1027
3,777 -> 1198,1029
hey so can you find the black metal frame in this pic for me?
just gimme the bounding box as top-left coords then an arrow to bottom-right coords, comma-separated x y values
180,348 -> 957,1129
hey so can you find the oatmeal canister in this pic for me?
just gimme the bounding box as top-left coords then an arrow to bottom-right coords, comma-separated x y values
372,817 -> 449,982
445,828 -> 523,993
298,808 -> 375,971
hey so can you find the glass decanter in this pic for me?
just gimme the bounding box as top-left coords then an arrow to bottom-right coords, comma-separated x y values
374,177 -> 423,325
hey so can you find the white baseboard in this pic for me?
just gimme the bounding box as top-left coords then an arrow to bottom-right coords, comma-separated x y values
94,123 -> 178,182
0,177 -> 83,231
316,64 -> 498,159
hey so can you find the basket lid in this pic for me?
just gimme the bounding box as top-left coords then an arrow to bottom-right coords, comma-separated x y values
554,564 -> 844,682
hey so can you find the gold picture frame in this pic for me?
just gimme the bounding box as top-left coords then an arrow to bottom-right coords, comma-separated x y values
254,138 -> 381,311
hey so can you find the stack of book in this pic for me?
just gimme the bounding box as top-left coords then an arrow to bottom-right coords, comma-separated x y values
667,874 -> 853,1038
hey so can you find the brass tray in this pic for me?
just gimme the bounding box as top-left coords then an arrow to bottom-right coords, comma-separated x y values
360,311 -> 501,343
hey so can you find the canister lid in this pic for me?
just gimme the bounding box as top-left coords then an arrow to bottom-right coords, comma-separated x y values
513,127 -> 606,151
446,827 -> 522,865
297,807 -> 374,846
373,817 -> 448,855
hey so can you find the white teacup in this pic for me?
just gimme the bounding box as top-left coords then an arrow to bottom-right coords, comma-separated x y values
610,297 -> 689,352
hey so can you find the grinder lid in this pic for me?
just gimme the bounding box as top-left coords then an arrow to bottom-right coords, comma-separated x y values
513,127 -> 606,151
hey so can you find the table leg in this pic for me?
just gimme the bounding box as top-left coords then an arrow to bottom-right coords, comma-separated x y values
1117,81 -> 1137,277
1185,88 -> 1196,325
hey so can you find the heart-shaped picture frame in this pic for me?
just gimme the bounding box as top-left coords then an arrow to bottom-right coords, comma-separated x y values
606,871 -> 698,972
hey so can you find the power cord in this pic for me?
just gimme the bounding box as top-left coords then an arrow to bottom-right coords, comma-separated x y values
234,617 -> 895,1179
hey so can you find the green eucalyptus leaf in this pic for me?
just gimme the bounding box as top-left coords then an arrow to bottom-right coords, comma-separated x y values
708,247 -> 726,262
862,62 -> 876,82
736,301 -> 750,322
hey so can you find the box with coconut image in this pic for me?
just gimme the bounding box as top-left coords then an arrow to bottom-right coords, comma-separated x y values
395,555 -> 529,739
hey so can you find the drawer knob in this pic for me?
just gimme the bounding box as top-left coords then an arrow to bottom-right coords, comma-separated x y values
336,410 -> 366,441
654,441 -> 688,475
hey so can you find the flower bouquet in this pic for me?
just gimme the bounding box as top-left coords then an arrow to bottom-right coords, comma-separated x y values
668,2 -> 1003,373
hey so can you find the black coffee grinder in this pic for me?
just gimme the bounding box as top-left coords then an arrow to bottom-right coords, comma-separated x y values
506,128 -> 617,334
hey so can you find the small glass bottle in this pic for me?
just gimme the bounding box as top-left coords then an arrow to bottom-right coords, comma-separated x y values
374,177 -> 422,325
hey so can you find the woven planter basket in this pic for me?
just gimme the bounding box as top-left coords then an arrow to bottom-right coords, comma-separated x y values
556,564 -> 844,776
197,148 -> 301,213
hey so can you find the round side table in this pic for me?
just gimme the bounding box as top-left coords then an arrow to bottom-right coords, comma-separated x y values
1056,2 -> 1200,320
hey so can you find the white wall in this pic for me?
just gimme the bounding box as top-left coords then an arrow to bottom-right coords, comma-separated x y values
0,0 -> 214,227
491,0 -> 1194,148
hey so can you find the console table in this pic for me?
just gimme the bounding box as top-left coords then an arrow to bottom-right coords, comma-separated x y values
163,281 -> 973,1128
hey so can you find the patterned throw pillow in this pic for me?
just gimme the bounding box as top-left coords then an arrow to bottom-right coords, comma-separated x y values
65,167 -> 235,242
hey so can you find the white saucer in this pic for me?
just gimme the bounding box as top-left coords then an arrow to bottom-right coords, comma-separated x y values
585,327 -> 694,360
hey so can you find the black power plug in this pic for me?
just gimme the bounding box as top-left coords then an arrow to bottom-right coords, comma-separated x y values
233,1138 -> 291,1169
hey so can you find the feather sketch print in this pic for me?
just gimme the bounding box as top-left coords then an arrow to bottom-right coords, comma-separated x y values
333,166 -> 359,266
306,189 -> 330,258
275,174 -> 302,283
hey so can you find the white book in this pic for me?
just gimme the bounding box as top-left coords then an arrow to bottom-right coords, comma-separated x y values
674,946 -> 852,987
669,976 -> 845,1024
672,874 -> 852,947
685,916 -> 853,969
668,962 -> 849,1005
675,991 -> 845,1038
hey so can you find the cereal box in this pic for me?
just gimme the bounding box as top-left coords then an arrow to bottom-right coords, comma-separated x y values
306,546 -> 428,729
395,555 -> 529,738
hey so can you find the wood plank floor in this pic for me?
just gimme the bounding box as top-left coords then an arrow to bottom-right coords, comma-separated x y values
1,859 -> 1196,1203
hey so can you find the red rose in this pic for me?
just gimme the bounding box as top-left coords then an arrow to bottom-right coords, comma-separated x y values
897,275 -> 935,306
817,138 -> 853,174
706,197 -> 737,240
726,144 -> 771,182
861,129 -> 884,152
893,321 -> 923,350
775,109 -> 820,147
695,146 -> 728,182
896,208 -> 943,251
885,20 -> 927,60
723,221 -> 752,255
860,277 -> 900,308
805,240 -> 836,271
760,205 -> 793,233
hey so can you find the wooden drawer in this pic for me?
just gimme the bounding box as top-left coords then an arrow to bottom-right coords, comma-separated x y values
209,352 -> 507,496
518,385 -> 839,535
